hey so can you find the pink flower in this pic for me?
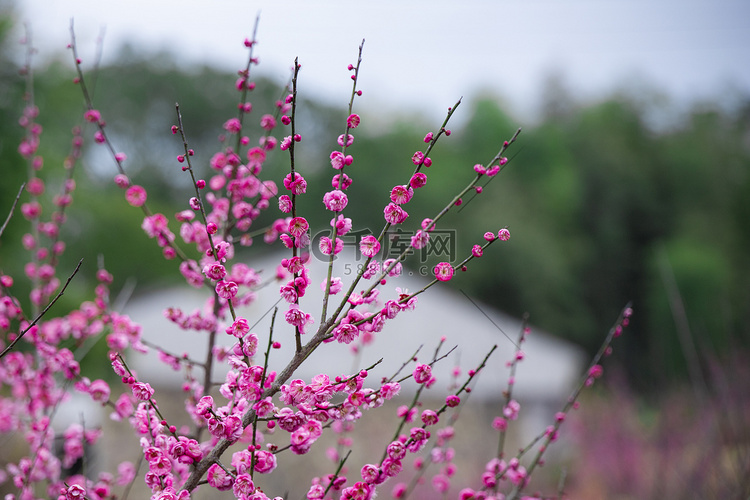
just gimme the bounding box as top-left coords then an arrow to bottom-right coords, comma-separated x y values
411,230 -> 429,250
66,484 -> 86,500
337,134 -> 354,147
196,395 -> 214,416
413,364 -> 432,384
360,463 -> 381,484
125,185 -> 147,207
332,173 -> 353,190
278,194 -> 292,213
260,114 -> 277,131
498,228 -> 511,241
330,151 -> 345,169
319,236 -> 343,256
113,174 -> 130,189
260,135 -> 277,150
308,484 -> 326,499
432,474 -> 450,493
472,244 -> 483,257
116,461 -> 136,486
284,256 -> 306,274
322,277 -> 343,295
283,172 -> 307,194
141,213 -> 169,238
26,177 -> 44,195
132,382 -> 154,401
392,483 -> 407,499
21,201 -> 41,219
359,235 -> 381,257
459,488 -> 478,500
387,441 -> 407,461
383,203 -> 408,224
433,262 -> 454,281
412,151 -> 425,165
215,280 -> 239,300
492,416 -> 508,431
380,382 -> 400,400
347,114 -> 360,128
232,474 -> 254,497
206,463 -> 233,491
408,427 -> 430,452
323,190 -> 348,212
341,482 -> 371,500
363,261 -> 380,279
333,323 -> 359,344
203,262 -> 227,281
409,172 -> 427,189
180,260 -> 204,288
254,450 -> 277,473
285,304 -> 313,334
88,379 -> 111,403
288,217 -> 309,238
223,118 -> 242,133
83,109 -> 101,123
215,241 -> 232,261
390,185 -> 413,205
331,214 -> 353,235
503,399 -> 520,420
246,146 -> 266,167
226,317 -> 250,338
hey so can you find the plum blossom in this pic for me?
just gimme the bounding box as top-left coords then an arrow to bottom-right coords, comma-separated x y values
332,323 -> 359,344
132,382 -> 154,401
206,463 -> 233,491
125,185 -> 147,207
433,262 -> 454,282
254,450 -> 277,473
390,185 -> 413,204
410,172 -> 427,188
215,280 -> 239,300
283,173 -> 307,194
288,217 -> 309,238
226,317 -> 250,338
285,304 -> 314,334
278,194 -> 292,213
383,203 -> 408,224
347,114 -> 360,128
413,364 -> 432,384
323,190 -> 348,212
359,235 -> 380,257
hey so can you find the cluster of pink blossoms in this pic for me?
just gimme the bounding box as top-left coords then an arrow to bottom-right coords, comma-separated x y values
0,29 -> 635,500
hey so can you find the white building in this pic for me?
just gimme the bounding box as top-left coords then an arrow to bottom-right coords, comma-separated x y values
123,249 -> 586,438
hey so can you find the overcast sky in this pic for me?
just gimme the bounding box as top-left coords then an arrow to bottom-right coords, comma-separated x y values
15,0 -> 750,123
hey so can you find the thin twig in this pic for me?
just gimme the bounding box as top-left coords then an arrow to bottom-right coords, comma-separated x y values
0,259 -> 83,359
0,183 -> 26,239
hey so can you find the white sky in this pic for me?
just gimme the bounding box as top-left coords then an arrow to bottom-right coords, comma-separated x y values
14,0 -> 750,123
